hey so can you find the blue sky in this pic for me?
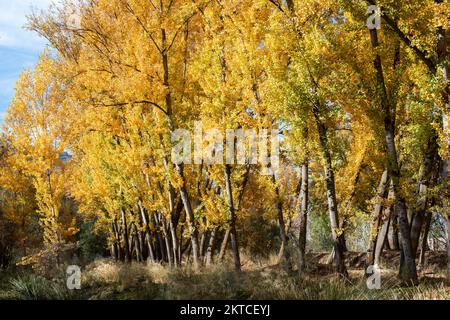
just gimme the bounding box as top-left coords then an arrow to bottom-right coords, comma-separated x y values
0,0 -> 52,121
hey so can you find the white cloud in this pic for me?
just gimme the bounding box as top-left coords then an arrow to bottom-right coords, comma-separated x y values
0,0 -> 54,49
0,1 -> 55,115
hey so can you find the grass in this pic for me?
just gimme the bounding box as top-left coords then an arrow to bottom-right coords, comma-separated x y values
0,253 -> 448,300
7,273 -> 81,300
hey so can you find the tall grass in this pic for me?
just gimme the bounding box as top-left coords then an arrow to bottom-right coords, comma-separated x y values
8,274 -> 78,300
2,257 -> 449,300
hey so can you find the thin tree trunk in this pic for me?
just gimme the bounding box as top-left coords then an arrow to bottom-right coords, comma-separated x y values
218,229 -> 230,261
273,174 -> 290,266
219,166 -> 250,262
131,223 -> 143,262
445,214 -> 450,276
205,227 -> 218,266
419,212 -> 432,267
111,220 -> 121,261
169,217 -> 179,267
161,26 -> 200,268
339,160 -> 366,252
153,213 -> 165,262
374,215 -> 390,267
367,171 -> 390,266
410,133 -> 439,257
224,164 -> 241,271
160,214 -> 173,267
199,231 -> 207,259
312,102 -> 347,278
374,188 -> 394,267
121,209 -> 131,263
178,222 -> 184,263
138,202 -> 155,263
163,173 -> 179,267
298,160 -> 309,273
388,208 -> 400,250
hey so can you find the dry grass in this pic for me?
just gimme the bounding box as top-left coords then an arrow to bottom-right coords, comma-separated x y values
1,252 -> 448,300
77,254 -> 449,300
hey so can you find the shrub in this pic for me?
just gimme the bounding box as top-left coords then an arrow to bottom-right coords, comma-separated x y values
9,274 -> 77,300
78,219 -> 108,261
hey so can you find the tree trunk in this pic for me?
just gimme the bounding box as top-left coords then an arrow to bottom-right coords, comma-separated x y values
298,160 -> 309,273
176,168 -> 200,267
374,189 -> 394,267
273,174 -> 290,267
199,231 -> 207,259
367,171 -> 390,266
153,213 -> 165,262
160,214 -> 173,267
369,28 -> 418,284
161,26 -> 200,269
445,215 -> 450,276
312,103 -> 347,278
138,202 -> 155,264
418,212 -> 432,267
205,227 -> 218,266
410,133 -> 439,257
340,160 -> 366,252
388,208 -> 400,250
165,178 -> 179,267
131,223 -> 143,262
111,220 -> 121,261
121,209 -> 131,263
224,164 -> 241,271
218,229 -> 230,261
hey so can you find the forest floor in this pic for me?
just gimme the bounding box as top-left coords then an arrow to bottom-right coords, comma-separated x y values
0,250 -> 448,300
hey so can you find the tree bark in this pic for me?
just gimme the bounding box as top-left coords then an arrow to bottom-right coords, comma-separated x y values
374,188 -> 394,267
410,133 -> 439,257
121,209 -> 131,263
418,212 -> 432,267
388,208 -> 400,250
199,230 -> 207,259
218,229 -> 230,261
367,170 -> 390,266
153,213 -> 165,262
111,220 -> 121,261
273,174 -> 290,267
224,164 -> 241,271
205,227 -> 218,266
369,27 -> 418,284
160,214 -> 173,267
131,223 -> 143,262
446,215 -> 450,276
219,166 -> 250,262
312,101 -> 348,278
298,160 -> 309,273
161,26 -> 200,268
138,202 -> 155,263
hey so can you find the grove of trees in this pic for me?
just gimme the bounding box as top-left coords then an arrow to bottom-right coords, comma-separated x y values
0,0 -> 448,287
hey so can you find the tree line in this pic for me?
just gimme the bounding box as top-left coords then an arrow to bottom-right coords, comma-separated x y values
0,0 -> 448,286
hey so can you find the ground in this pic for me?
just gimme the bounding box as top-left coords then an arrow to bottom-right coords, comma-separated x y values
0,251 -> 448,300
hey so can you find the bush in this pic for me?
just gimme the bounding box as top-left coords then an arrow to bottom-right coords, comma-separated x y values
78,219 -> 108,261
309,211 -> 333,251
0,220 -> 15,268
16,243 -> 78,278
9,274 -> 78,300
238,212 -> 280,259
